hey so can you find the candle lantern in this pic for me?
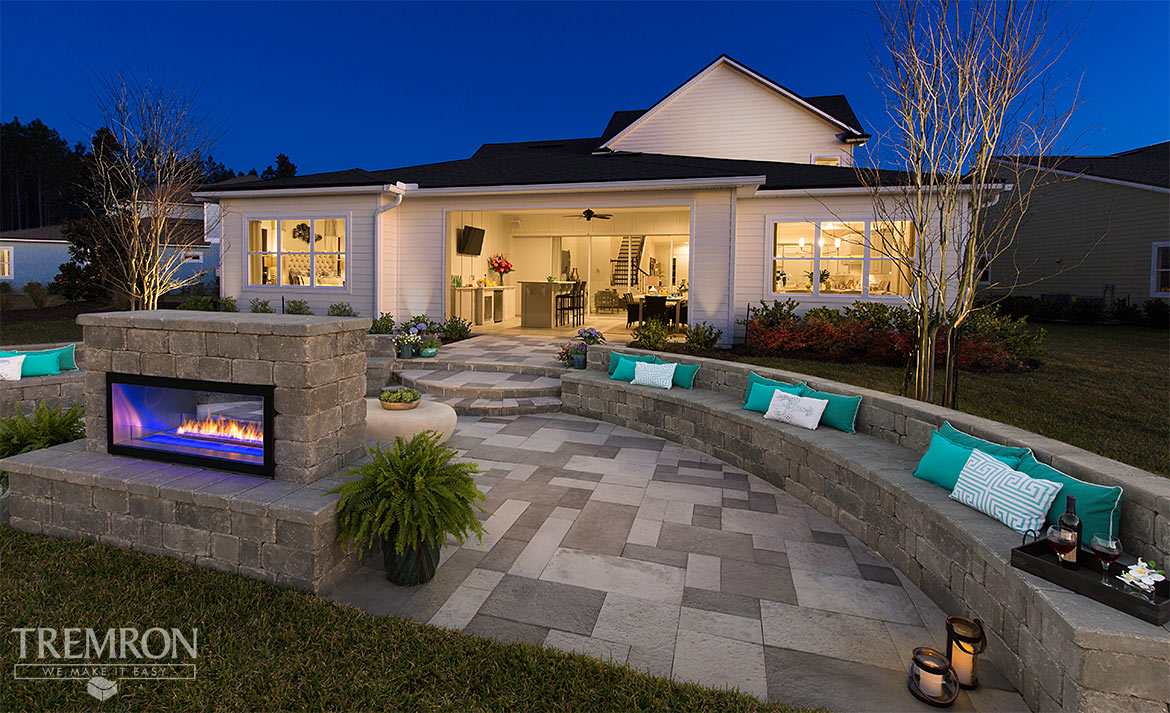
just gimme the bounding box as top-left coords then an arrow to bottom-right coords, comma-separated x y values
906,647 -> 959,707
946,616 -> 986,689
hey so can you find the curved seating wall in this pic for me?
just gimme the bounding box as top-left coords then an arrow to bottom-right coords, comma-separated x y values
560,346 -> 1169,713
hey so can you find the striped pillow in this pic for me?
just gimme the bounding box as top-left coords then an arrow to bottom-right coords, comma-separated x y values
950,450 -> 1063,534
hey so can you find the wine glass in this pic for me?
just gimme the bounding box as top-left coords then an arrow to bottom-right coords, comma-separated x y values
1046,526 -> 1077,565
1090,534 -> 1122,585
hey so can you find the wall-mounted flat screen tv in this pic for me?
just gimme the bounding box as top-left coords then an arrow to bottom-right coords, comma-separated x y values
457,226 -> 485,255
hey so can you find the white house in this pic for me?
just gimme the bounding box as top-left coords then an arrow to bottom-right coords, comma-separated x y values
194,55 -> 931,342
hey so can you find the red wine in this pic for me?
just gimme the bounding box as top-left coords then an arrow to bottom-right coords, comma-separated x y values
1091,543 -> 1121,565
1049,539 -> 1076,557
1057,495 -> 1081,569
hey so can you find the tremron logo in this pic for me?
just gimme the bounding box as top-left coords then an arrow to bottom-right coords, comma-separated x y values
11,627 -> 198,700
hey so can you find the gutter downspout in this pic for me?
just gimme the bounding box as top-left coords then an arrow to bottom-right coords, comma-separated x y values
373,183 -> 407,316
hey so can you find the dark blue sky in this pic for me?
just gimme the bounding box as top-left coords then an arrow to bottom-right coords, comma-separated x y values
2,1 -> 1167,176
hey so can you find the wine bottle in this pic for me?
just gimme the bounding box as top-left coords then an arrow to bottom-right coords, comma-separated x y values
1057,495 -> 1081,569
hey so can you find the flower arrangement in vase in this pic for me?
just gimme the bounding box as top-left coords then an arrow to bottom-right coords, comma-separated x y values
488,254 -> 514,283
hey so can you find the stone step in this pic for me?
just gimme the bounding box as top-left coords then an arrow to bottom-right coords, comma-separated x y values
427,394 -> 562,416
392,356 -> 566,379
393,369 -> 562,400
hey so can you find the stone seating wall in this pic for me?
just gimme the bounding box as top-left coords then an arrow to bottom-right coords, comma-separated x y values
0,342 -> 85,417
560,345 -> 1170,713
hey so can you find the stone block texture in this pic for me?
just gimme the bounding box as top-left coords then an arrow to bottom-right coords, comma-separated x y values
77,310 -> 371,484
1,442 -> 357,593
561,345 -> 1170,713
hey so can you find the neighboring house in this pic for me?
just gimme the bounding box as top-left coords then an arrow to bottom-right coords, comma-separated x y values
986,141 -> 1170,304
0,217 -> 218,291
194,55 -> 957,342
0,225 -> 71,287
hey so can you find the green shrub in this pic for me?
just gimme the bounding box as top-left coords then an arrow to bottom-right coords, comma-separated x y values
843,301 -> 914,332
379,387 -> 421,403
329,432 -> 486,557
1143,299 -> 1169,328
631,318 -> 671,351
803,306 -> 841,324
1067,298 -> 1104,324
249,298 -> 275,313
327,302 -> 358,317
0,282 -> 12,311
964,306 -> 1046,362
0,403 -> 86,490
369,312 -> 396,335
439,316 -> 472,341
407,314 -> 440,333
23,282 -> 48,308
177,295 -> 237,312
742,299 -> 799,329
683,322 -> 723,351
285,299 -> 313,315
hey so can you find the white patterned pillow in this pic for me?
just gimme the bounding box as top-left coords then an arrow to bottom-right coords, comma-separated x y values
631,361 -> 676,390
0,355 -> 24,381
764,389 -> 828,430
950,450 -> 1062,534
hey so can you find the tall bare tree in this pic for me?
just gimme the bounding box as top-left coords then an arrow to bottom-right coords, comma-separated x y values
859,0 -> 1076,407
83,72 -> 221,310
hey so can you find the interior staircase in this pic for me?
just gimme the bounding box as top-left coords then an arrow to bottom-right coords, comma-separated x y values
610,236 -> 646,288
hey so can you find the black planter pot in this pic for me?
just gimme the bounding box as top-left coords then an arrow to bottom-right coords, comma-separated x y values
382,537 -> 441,586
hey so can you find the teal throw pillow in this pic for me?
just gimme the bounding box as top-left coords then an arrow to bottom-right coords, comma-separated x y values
607,351 -> 654,376
611,353 -> 655,382
799,385 -> 862,433
745,371 -> 797,404
0,344 -> 77,371
744,381 -> 805,413
652,357 -> 700,389
1017,452 -> 1123,540
18,350 -> 62,377
913,431 -> 1024,490
938,422 -> 1031,460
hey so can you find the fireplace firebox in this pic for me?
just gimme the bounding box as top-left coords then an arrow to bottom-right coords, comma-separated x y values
107,373 -> 275,477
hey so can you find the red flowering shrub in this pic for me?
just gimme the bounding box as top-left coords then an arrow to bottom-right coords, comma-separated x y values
741,301 -> 1041,373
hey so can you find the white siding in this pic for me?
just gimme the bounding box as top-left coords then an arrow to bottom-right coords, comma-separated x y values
218,193 -> 380,316
690,189 -> 736,343
608,62 -> 852,165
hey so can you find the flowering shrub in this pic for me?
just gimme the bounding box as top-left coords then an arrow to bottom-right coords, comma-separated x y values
742,300 -> 1042,373
576,327 -> 606,345
556,342 -> 587,365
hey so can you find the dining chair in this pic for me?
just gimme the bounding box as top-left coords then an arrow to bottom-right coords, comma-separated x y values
642,295 -> 671,326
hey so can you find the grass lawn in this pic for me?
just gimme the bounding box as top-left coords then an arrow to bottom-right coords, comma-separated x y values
0,527 -> 806,712
0,317 -> 85,346
728,324 -> 1169,477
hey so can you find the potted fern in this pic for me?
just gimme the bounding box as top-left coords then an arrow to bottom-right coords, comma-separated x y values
329,432 -> 486,586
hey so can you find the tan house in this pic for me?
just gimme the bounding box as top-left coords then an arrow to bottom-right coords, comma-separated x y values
986,142 -> 1170,305
193,55 -> 943,342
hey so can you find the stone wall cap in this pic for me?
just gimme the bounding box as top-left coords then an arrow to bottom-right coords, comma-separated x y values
77,310 -> 371,335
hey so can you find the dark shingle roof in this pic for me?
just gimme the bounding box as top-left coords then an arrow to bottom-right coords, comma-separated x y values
0,225 -> 68,241
1000,141 -> 1169,189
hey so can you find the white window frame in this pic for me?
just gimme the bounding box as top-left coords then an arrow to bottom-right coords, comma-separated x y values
0,246 -> 11,280
766,217 -> 914,301
243,215 -> 350,292
1153,241 -> 1170,297
977,252 -> 992,286
182,250 -> 204,264
812,155 -> 842,167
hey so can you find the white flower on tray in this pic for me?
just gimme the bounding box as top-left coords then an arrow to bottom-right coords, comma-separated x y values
1116,559 -> 1166,592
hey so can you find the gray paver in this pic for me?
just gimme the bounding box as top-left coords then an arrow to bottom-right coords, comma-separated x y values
478,574 -> 605,635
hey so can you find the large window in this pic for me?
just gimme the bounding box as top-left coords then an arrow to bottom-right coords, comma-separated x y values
0,247 -> 10,279
1153,242 -> 1170,297
247,218 -> 346,288
771,219 -> 914,297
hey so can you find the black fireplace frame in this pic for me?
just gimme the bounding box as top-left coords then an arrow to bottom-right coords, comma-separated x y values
106,372 -> 276,477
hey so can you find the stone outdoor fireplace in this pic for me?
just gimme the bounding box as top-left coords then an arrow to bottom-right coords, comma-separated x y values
107,373 -> 275,477
0,310 -> 374,593
81,310 -> 370,483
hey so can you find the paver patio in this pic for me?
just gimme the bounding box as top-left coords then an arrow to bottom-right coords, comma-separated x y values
330,410 -> 1028,712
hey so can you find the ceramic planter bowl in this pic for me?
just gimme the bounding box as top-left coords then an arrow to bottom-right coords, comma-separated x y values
380,399 -> 420,411
419,347 -> 439,358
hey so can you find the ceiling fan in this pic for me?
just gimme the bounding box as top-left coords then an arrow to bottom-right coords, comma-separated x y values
563,208 -> 613,221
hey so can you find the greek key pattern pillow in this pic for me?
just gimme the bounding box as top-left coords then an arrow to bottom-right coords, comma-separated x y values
631,361 -> 676,390
950,450 -> 1063,534
763,388 -> 829,430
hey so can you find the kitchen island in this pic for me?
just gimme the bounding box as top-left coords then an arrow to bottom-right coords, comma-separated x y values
519,280 -> 574,328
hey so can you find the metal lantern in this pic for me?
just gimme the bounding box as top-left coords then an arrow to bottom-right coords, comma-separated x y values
946,616 -> 986,689
906,646 -> 960,707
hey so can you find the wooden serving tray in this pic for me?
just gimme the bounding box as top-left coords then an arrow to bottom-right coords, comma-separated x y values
1010,539 -> 1169,626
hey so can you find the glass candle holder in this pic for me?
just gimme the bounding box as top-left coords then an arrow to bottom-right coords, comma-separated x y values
907,647 -> 960,708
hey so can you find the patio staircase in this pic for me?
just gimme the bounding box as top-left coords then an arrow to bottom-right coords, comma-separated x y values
610,236 -> 646,288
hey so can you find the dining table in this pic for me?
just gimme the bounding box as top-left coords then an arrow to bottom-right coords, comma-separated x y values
631,295 -> 688,326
